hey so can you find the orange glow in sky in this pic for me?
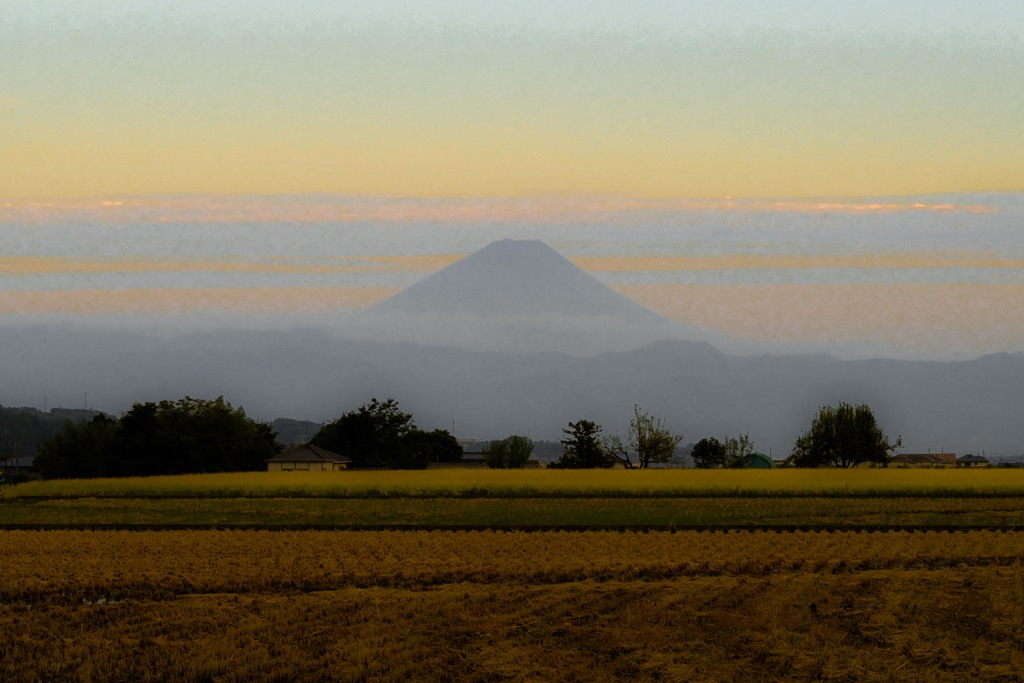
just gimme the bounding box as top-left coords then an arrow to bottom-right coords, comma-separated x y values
0,196 -> 999,226
0,287 -> 398,316
574,253 -> 1024,273
2,6 -> 1022,200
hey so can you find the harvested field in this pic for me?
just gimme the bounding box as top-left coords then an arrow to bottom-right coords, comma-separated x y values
4,472 -> 1023,679
1,529 -> 1022,681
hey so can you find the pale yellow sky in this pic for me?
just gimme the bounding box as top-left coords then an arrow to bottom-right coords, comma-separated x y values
2,2 -> 1022,199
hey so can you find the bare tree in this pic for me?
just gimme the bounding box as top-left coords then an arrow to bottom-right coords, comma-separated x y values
724,433 -> 754,468
605,405 -> 684,469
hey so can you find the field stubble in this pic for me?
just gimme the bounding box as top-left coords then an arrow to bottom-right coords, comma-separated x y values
4,471 -> 1024,680
2,529 -> 1024,681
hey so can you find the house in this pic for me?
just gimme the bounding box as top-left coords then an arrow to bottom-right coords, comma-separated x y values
889,453 -> 956,468
0,455 -> 33,483
427,452 -> 487,469
956,454 -> 990,468
265,444 -> 351,472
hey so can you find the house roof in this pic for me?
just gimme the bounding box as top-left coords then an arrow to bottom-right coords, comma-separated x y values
265,443 -> 352,464
956,454 -> 989,464
891,453 -> 956,464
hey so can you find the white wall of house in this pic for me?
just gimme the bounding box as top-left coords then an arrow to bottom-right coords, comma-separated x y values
267,461 -> 345,472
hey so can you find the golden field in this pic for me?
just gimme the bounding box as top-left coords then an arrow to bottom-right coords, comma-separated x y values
7,468 -> 1024,499
4,471 -> 1024,680
2,529 -> 1023,681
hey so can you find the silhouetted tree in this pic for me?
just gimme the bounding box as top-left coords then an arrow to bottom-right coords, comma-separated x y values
312,398 -> 461,469
36,397 -> 279,478
36,415 -> 119,479
553,419 -> 612,468
790,402 -> 899,468
312,398 -> 420,468
0,406 -> 74,464
691,437 -> 727,468
405,428 -> 463,465
484,434 -> 533,468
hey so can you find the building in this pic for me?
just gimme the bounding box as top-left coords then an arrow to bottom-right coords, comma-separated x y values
0,455 -> 33,483
955,454 -> 990,468
889,453 -> 956,468
265,444 -> 351,472
426,453 -> 487,469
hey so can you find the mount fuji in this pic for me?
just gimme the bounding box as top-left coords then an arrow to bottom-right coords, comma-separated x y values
356,239 -> 676,354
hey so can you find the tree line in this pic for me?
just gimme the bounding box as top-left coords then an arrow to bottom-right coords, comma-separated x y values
28,394 -> 898,478
34,396 -> 466,478
0,406 -> 101,465
551,405 -> 686,469
310,398 -> 462,469
554,401 -> 898,469
35,397 -> 280,478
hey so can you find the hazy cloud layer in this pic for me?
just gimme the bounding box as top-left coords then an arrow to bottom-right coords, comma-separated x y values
0,287 -> 398,316
2,192 -> 1022,359
621,283 -> 1024,359
0,255 -> 459,276
0,195 -> 998,225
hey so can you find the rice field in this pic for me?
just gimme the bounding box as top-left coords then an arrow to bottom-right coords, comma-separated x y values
4,471 -> 1024,679
2,529 -> 1023,681
3,529 -> 1023,600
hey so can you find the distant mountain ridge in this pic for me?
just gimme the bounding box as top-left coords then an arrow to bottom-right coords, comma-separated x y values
1,326 -> 1022,457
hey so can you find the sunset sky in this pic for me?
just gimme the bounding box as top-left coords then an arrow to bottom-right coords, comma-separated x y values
2,2 -> 1023,359
3,1 -> 1023,198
